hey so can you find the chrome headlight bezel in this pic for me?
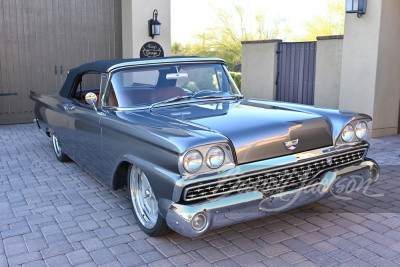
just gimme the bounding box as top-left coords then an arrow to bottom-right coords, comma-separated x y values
355,121 -> 368,140
341,124 -> 355,143
179,143 -> 235,179
183,150 -> 203,173
337,119 -> 370,144
206,146 -> 225,169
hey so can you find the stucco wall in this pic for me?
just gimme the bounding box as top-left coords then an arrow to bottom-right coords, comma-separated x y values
314,36 -> 343,109
374,0 -> 400,136
339,0 -> 400,137
121,0 -> 171,58
241,40 -> 281,100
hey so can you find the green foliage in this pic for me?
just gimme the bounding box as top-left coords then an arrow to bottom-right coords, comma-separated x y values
171,42 -> 185,55
172,4 -> 283,71
177,67 -> 218,92
229,72 -> 241,91
297,0 -> 345,41
179,81 -> 198,91
172,0 -> 345,68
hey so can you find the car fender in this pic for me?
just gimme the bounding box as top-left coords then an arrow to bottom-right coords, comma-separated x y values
112,154 -> 181,202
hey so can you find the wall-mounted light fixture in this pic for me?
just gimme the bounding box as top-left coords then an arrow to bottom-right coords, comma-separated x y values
148,9 -> 161,39
346,0 -> 367,18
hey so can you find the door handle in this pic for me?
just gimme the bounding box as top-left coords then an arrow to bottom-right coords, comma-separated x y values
62,104 -> 76,111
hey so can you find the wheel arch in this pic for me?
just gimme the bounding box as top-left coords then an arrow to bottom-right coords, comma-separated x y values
111,154 -> 180,200
112,160 -> 131,190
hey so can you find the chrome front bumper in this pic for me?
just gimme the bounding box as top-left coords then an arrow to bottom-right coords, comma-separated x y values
165,159 -> 379,237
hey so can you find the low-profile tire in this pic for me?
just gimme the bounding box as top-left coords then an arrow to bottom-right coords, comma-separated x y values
52,134 -> 70,162
128,165 -> 171,236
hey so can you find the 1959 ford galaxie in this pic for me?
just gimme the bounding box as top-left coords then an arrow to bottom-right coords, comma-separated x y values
30,57 -> 379,237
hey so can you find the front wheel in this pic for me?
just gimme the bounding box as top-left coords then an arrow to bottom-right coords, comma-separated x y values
128,165 -> 171,236
52,134 -> 70,162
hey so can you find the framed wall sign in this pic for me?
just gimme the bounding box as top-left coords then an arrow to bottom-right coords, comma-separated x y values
140,42 -> 164,58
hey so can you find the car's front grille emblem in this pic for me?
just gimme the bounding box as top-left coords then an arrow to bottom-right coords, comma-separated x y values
284,139 -> 299,150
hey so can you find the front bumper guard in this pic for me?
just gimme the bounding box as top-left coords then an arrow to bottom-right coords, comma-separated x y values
165,159 -> 379,237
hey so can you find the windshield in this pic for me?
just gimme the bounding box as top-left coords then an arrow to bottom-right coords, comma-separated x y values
105,64 -> 240,108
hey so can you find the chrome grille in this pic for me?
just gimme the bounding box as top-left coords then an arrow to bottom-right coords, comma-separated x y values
183,148 -> 367,202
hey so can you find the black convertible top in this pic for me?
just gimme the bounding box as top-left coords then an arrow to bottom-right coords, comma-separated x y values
59,56 -> 198,97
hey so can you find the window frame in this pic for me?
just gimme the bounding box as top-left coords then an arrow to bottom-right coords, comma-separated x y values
68,71 -> 104,109
101,62 -> 242,110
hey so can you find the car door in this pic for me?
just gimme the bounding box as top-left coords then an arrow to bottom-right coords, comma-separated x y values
61,72 -> 104,178
65,101 -> 103,177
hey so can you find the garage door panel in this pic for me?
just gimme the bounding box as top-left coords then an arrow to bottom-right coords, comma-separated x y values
0,0 -> 122,124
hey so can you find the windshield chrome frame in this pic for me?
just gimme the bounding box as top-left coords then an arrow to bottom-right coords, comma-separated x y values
101,59 -> 243,111
107,57 -> 226,72
222,65 -> 242,97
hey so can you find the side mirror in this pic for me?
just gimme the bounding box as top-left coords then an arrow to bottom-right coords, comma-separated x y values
85,92 -> 98,111
85,92 -> 97,105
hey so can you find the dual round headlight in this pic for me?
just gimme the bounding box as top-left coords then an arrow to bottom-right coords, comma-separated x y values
206,147 -> 225,169
341,125 -> 355,142
183,146 -> 225,173
341,121 -> 368,142
355,121 -> 368,139
183,150 -> 203,173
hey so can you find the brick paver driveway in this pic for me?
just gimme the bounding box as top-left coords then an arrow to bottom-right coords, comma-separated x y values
1,123 -> 399,267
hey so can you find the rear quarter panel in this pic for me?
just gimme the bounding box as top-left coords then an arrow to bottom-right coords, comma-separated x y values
30,91 -> 75,155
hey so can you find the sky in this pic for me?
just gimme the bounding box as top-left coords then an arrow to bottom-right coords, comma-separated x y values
171,0 -> 330,43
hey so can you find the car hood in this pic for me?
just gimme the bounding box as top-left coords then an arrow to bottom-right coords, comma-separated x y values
154,99 -> 333,164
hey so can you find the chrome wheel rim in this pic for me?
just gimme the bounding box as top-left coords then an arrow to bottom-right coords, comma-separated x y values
130,166 -> 158,229
52,135 -> 62,157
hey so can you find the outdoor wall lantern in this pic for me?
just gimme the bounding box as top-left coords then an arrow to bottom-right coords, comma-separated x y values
346,0 -> 367,18
148,9 -> 161,39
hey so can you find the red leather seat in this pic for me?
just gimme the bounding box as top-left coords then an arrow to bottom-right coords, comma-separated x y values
109,88 -> 154,107
127,89 -> 154,105
153,86 -> 187,102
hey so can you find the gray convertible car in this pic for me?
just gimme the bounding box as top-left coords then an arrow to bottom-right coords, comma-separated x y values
31,56 -> 379,237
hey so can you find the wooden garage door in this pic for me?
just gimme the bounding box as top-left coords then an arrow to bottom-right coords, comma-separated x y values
0,0 -> 122,124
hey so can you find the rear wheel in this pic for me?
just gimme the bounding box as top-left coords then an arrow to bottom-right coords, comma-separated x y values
52,134 -> 70,162
128,165 -> 171,236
